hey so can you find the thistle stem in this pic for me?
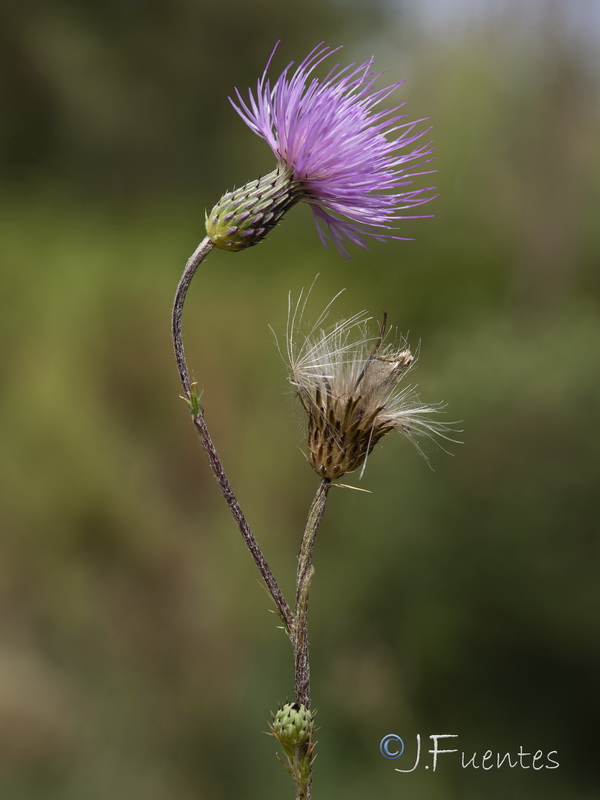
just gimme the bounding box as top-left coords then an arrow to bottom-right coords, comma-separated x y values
171,238 -> 293,633
292,478 -> 330,800
295,478 -> 331,707
172,238 -> 214,397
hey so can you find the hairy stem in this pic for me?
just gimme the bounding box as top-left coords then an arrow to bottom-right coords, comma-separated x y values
292,478 -> 331,800
172,238 -> 214,397
295,478 -> 331,707
171,238 -> 293,632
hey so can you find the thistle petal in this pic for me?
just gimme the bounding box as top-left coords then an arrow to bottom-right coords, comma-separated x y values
230,42 -> 437,258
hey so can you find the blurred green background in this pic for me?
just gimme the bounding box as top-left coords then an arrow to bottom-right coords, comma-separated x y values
1,1 -> 599,798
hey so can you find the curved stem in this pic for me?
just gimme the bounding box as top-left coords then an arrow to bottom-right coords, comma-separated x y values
172,237 -> 214,397
171,238 -> 293,633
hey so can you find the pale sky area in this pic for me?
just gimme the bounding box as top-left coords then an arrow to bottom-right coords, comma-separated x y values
374,0 -> 600,72
386,0 -> 600,47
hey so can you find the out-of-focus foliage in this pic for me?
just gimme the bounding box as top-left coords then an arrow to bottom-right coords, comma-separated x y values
1,2 -> 599,799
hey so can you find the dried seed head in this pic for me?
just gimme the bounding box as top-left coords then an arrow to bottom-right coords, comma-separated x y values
206,165 -> 303,251
302,345 -> 415,479
285,292 -> 454,479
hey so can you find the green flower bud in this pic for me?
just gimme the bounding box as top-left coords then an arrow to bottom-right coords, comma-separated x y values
272,702 -> 313,748
206,165 -> 302,251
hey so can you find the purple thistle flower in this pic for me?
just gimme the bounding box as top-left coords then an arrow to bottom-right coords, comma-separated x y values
229,42 -> 436,259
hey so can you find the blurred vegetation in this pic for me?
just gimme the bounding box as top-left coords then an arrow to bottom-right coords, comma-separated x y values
1,1 -> 599,798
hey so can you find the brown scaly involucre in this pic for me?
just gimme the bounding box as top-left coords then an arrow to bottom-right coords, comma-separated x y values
285,292 -> 456,480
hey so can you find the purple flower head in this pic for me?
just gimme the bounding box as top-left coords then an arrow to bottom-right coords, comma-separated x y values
230,42 -> 436,259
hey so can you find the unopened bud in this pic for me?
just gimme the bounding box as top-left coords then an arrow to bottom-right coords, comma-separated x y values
272,702 -> 313,749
